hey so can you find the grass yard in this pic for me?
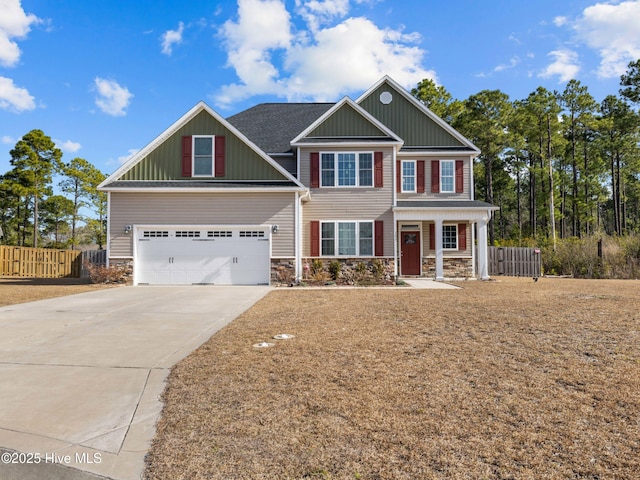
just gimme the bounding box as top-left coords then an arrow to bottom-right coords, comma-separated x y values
0,277 -> 114,307
145,278 -> 640,479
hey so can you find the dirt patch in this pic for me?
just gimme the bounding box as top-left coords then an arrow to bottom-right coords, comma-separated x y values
145,278 -> 640,479
0,277 -> 116,307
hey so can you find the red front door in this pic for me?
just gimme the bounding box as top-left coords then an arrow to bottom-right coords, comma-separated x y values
401,231 -> 421,275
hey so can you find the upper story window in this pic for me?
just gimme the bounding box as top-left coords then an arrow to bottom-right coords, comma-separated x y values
440,160 -> 455,193
430,159 -> 463,194
193,136 -> 214,177
401,160 -> 416,193
320,152 -> 374,187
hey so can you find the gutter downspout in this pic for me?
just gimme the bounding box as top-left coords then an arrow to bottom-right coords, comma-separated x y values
297,189 -> 311,283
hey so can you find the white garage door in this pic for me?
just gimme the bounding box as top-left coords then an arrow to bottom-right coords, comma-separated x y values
135,227 -> 270,285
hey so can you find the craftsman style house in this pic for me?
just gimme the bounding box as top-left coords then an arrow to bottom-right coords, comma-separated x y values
98,76 -> 497,285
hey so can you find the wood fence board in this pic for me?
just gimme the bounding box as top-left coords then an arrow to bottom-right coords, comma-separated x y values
488,246 -> 541,278
0,246 -> 84,278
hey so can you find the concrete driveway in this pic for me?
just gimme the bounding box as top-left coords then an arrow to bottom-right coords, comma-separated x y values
0,285 -> 270,480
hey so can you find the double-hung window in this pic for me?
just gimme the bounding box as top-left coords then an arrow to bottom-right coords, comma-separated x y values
402,160 -> 416,192
320,152 -> 374,187
193,136 -> 214,177
440,160 -> 455,193
321,221 -> 373,256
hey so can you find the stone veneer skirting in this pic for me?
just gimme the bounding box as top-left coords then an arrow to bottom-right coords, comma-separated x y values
272,258 -> 396,285
422,257 -> 474,279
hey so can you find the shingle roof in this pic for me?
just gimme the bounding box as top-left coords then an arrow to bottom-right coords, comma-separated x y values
226,103 -> 334,155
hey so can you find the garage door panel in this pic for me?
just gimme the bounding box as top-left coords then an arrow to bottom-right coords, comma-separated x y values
136,228 -> 270,285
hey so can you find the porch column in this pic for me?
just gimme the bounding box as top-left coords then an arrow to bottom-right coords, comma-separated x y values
435,219 -> 444,281
477,218 -> 490,280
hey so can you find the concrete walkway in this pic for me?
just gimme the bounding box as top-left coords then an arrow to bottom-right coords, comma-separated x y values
403,278 -> 462,289
0,285 -> 270,480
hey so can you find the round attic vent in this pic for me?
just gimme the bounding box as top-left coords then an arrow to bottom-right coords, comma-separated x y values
380,91 -> 393,105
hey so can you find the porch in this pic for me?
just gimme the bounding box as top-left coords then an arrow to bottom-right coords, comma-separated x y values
394,201 -> 499,281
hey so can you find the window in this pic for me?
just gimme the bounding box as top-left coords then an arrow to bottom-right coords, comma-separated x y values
402,160 -> 416,192
193,136 -> 214,177
321,221 -> 373,256
320,152 -> 374,187
442,225 -> 457,249
441,160 -> 455,193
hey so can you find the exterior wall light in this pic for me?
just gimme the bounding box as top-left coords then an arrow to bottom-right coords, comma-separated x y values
124,225 -> 132,234
272,225 -> 278,234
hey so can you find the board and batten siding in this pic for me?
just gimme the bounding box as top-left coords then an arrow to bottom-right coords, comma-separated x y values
109,192 -> 295,258
299,147 -> 394,257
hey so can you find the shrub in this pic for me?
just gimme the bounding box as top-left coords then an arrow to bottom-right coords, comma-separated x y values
84,261 -> 129,284
328,260 -> 341,280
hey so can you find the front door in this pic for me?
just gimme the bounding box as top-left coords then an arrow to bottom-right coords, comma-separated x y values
401,231 -> 421,275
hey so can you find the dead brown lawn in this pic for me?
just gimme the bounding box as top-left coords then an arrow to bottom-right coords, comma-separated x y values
145,278 -> 640,480
0,277 -> 114,307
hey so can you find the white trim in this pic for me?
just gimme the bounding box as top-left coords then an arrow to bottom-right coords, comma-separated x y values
291,97 -> 403,146
400,160 -> 416,193
100,186 -> 306,193
442,223 -> 458,250
191,135 -> 215,178
106,191 -> 111,267
440,159 -> 455,193
319,151 -> 374,188
99,101 -> 305,190
295,191 -> 301,282
355,76 -> 480,154
319,220 -> 375,257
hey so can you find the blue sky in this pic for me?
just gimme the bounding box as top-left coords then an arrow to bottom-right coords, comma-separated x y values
1,0 -> 640,178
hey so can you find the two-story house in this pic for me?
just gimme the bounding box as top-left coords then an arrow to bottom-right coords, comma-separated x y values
98,76 -> 497,285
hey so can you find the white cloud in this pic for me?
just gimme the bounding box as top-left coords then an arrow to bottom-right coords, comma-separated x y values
553,16 -> 568,27
161,21 -> 185,55
573,0 -> 640,78
0,0 -> 40,67
2,135 -> 15,144
55,139 -> 81,153
0,76 -> 35,112
93,77 -> 133,116
215,0 -> 435,107
494,56 -> 521,72
295,0 -> 350,32
538,49 -> 580,82
118,149 -> 139,164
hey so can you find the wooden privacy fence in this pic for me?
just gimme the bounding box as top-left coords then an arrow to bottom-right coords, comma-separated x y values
488,246 -> 542,278
0,246 -> 106,278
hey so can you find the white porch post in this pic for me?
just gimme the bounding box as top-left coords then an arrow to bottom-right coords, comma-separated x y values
435,219 -> 444,281
477,218 -> 490,280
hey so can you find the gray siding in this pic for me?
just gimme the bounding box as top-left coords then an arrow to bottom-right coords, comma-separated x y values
421,221 -> 472,257
109,192 -> 295,258
299,147 -> 395,257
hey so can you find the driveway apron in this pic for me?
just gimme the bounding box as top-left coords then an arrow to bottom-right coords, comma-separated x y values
0,285 -> 270,480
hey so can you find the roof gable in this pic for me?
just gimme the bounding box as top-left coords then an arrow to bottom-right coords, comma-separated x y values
100,102 -> 301,188
292,97 -> 402,145
357,76 -> 478,152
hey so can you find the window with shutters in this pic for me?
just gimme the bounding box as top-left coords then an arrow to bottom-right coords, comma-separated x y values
442,224 -> 457,249
441,160 -> 455,193
320,221 -> 374,256
193,136 -> 214,177
401,160 -> 416,193
319,152 -> 374,187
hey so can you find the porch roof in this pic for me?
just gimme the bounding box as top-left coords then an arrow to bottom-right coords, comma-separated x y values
394,200 -> 499,222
